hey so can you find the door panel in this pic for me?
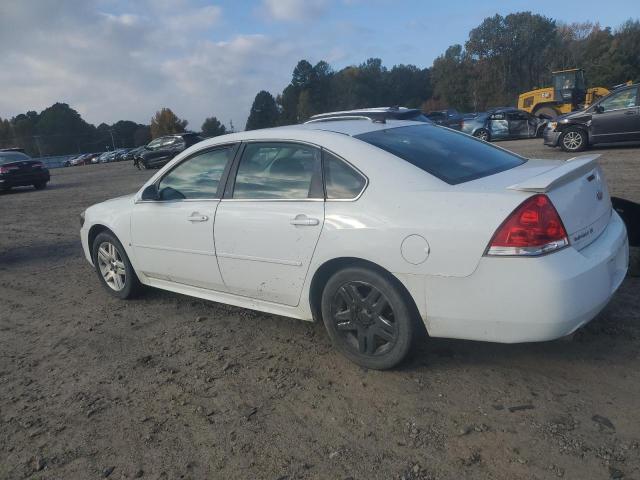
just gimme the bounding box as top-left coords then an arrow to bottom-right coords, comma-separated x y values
131,145 -> 235,289
214,201 -> 324,306
507,112 -> 528,138
488,113 -> 509,139
214,141 -> 325,306
131,201 -> 224,290
591,87 -> 640,142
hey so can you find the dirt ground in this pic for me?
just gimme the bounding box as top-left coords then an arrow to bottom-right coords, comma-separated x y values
1,139 -> 639,480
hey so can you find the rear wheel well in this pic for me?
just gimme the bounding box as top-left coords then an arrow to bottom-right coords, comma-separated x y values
308,257 -> 424,332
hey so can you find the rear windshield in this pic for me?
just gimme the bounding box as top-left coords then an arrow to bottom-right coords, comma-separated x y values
0,151 -> 30,164
355,124 -> 525,185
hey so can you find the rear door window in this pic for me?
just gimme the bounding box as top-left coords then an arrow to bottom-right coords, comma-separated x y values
232,143 -> 322,199
355,124 -> 526,185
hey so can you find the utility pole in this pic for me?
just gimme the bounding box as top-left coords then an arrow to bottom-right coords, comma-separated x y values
33,135 -> 43,157
109,129 -> 116,150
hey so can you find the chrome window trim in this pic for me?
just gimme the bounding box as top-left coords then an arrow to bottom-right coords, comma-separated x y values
596,106 -> 638,113
134,198 -> 221,204
229,139 -> 325,201
134,142 -> 239,204
322,148 -> 369,202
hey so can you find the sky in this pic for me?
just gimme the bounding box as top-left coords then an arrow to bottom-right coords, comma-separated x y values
0,0 -> 637,131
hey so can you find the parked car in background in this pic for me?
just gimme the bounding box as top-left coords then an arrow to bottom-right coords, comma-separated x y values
0,150 -> 50,191
86,152 -> 103,164
544,82 -> 640,152
462,108 -> 547,141
96,151 -> 115,163
124,146 -> 145,162
69,153 -> 96,166
425,109 -> 463,130
306,107 -> 432,124
138,133 -> 204,169
80,118 -> 627,369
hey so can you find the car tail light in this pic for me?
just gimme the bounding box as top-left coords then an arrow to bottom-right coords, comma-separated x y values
32,162 -> 44,168
486,194 -> 569,256
0,166 -> 9,174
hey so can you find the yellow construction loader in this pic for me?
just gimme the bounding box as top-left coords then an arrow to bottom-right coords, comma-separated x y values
518,68 -> 611,119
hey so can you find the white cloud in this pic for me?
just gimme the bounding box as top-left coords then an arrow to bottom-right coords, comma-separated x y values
261,0 -> 330,22
0,0 -> 304,131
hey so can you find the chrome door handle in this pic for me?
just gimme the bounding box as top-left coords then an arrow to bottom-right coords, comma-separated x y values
290,214 -> 319,226
188,213 -> 209,222
624,110 -> 636,115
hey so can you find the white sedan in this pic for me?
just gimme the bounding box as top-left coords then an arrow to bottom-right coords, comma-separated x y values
80,118 -> 629,369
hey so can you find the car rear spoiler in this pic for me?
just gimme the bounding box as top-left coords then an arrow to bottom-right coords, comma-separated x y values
507,154 -> 601,193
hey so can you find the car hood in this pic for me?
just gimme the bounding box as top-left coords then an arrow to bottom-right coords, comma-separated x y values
556,109 -> 592,122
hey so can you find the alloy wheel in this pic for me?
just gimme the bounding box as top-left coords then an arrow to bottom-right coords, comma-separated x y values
97,241 -> 127,291
331,281 -> 397,357
563,131 -> 583,150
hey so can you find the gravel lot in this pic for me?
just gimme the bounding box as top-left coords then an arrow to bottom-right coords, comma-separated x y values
1,139 -> 639,480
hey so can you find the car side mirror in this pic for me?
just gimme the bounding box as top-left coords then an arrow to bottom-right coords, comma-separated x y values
141,184 -> 159,201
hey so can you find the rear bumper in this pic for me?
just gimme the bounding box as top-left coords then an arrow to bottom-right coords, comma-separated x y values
0,171 -> 50,187
543,128 -> 561,147
424,211 -> 629,343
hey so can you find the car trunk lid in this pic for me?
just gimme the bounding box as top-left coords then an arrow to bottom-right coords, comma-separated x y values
506,154 -> 611,250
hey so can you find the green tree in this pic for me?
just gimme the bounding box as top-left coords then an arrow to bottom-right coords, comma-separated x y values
201,116 -> 227,137
34,103 -> 95,155
133,126 -> 152,146
112,120 -> 144,148
245,91 -> 279,130
150,108 -> 188,138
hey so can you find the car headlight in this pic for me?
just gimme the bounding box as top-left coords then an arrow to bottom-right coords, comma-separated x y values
80,210 -> 85,227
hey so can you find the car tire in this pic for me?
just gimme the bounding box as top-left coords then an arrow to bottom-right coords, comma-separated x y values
92,231 -> 141,299
534,106 -> 559,120
321,266 -> 416,370
560,127 -> 588,152
33,181 -> 47,190
473,128 -> 490,142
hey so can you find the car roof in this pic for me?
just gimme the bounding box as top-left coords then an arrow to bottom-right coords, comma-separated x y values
307,107 -> 425,123
193,119 -> 425,149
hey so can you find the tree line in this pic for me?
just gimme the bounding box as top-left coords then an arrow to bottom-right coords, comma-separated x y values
0,104 -> 229,157
245,12 -> 640,129
1,12 -> 638,155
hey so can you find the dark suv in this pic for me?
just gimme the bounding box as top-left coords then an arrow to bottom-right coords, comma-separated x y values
544,83 -> 640,152
138,133 -> 203,169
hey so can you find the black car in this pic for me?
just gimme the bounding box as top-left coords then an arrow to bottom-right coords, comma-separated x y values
138,133 -> 204,169
0,150 -> 50,192
306,107 -> 432,124
425,109 -> 463,130
461,107 -> 547,141
124,146 -> 145,162
544,83 -> 640,152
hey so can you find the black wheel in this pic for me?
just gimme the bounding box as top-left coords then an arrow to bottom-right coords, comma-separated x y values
473,128 -> 490,142
533,106 -> 559,120
33,181 -> 47,190
92,232 -> 141,299
560,127 -> 588,152
321,267 -> 416,370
